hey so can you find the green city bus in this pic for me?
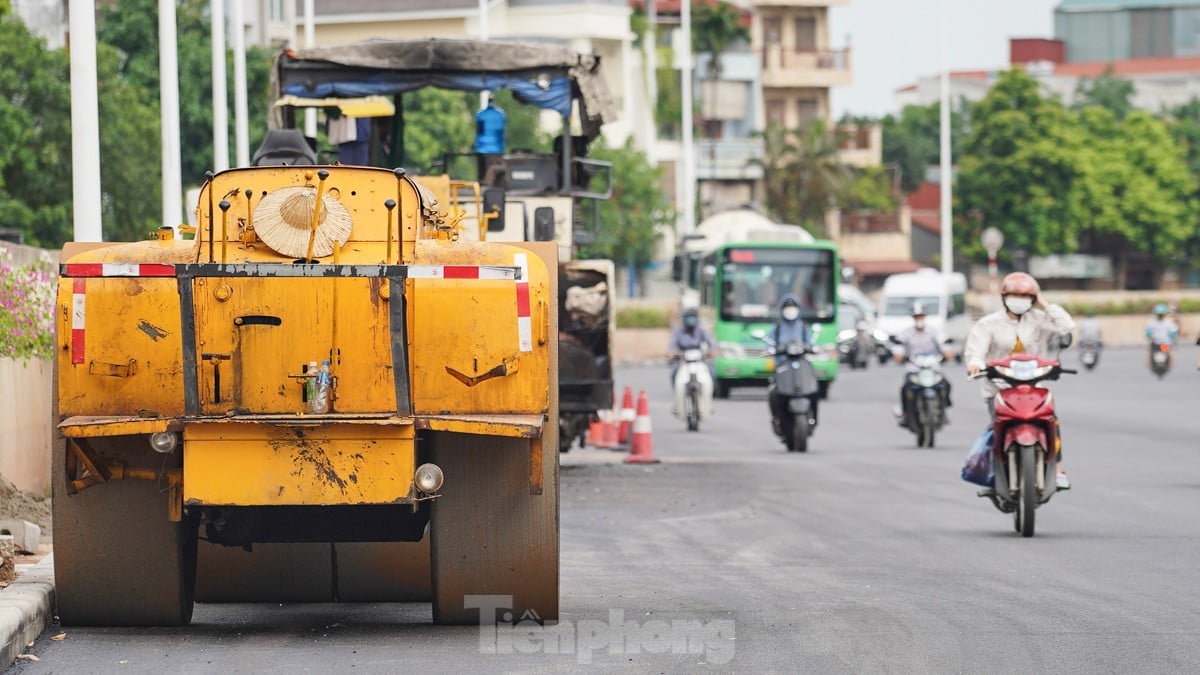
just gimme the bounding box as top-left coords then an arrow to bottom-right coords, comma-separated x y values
683,239 -> 841,399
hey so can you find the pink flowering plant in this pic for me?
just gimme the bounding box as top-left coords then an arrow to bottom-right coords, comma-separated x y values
0,246 -> 56,360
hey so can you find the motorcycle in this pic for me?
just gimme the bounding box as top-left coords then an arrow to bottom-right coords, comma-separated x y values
1151,342 -> 1172,378
754,331 -> 821,453
837,320 -> 873,370
902,354 -> 948,448
970,355 -> 1075,537
672,348 -> 714,432
1078,340 -> 1101,370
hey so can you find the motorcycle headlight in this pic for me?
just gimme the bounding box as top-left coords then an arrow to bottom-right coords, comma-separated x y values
873,329 -> 889,342
907,373 -> 922,385
916,370 -> 941,387
719,342 -> 745,359
786,342 -> 805,356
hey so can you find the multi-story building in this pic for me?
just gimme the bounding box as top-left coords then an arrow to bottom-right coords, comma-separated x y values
1055,0 -> 1200,62
751,0 -> 850,131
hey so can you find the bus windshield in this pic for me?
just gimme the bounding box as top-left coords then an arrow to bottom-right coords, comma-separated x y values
717,248 -> 836,322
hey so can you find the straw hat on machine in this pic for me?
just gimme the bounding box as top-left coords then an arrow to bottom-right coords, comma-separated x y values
253,186 -> 352,259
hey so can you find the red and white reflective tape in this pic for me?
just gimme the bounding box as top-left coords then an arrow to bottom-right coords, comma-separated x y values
406,265 -> 517,280
63,263 -> 175,277
70,279 -> 86,365
514,253 -> 532,352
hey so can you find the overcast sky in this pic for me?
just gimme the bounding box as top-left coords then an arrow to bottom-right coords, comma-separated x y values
829,0 -> 1064,118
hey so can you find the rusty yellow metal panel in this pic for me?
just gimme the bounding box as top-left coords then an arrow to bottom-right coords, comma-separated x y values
58,416 -> 176,438
56,276 -> 186,418
408,240 -> 552,416
414,413 -> 545,438
195,167 -> 424,263
192,277 -> 394,415
183,423 -> 415,506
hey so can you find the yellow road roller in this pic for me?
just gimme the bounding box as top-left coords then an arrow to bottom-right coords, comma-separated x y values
53,164 -> 558,626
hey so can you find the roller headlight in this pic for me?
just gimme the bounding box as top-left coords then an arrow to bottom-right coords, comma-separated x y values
149,431 -> 179,454
414,463 -> 444,493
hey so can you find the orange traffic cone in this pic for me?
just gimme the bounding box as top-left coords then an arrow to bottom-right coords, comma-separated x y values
586,415 -> 605,448
595,409 -> 618,450
617,386 -> 635,446
624,390 -> 659,464
606,406 -> 624,451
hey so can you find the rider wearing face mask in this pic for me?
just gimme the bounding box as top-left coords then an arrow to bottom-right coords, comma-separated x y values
894,302 -> 952,430
964,271 -> 1075,488
768,294 -> 817,427
668,306 -> 715,386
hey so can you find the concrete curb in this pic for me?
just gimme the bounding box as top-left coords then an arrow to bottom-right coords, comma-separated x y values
0,556 -> 54,669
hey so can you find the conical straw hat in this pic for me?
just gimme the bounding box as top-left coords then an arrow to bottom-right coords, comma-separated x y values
252,186 -> 352,259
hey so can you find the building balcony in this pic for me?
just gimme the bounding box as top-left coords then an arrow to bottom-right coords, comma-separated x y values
836,123 -> 882,168
760,46 -> 852,89
694,138 -> 765,181
752,0 -> 850,8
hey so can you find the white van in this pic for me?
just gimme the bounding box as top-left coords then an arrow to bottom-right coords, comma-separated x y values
876,269 -> 969,359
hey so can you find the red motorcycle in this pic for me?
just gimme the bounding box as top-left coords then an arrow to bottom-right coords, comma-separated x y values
972,354 -> 1075,537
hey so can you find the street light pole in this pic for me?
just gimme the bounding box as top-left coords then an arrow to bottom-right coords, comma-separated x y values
680,0 -> 695,237
938,0 -> 953,276
68,0 -> 103,241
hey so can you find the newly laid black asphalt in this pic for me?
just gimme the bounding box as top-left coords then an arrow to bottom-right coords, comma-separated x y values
11,347 -> 1200,673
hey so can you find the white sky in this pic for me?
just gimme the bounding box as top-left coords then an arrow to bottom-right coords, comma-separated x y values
829,0 -> 1063,117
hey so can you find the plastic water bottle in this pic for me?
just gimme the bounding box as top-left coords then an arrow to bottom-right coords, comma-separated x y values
304,361 -> 319,412
474,96 -> 506,154
312,360 -> 332,414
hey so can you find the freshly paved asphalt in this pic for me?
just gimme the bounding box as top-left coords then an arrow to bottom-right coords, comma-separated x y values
9,347 -> 1200,673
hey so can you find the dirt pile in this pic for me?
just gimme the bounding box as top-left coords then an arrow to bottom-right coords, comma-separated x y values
0,476 -> 51,537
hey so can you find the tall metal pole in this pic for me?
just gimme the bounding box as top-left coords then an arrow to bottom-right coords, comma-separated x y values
472,0 -> 482,109
303,0 -> 316,138
231,0 -> 249,166
159,0 -> 183,229
680,0 -> 695,236
644,0 -> 657,165
211,0 -> 229,171
939,0 -> 953,275
68,0 -> 103,242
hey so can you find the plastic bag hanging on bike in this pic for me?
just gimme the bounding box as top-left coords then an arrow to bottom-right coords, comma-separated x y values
961,426 -> 995,487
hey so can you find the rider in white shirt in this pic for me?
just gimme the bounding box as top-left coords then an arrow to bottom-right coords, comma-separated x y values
965,272 -> 1075,490
894,303 -> 952,429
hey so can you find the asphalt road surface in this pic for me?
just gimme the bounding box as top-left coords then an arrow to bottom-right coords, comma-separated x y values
11,346 -> 1200,673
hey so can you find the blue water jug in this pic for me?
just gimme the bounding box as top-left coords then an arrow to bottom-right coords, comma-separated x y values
474,96 -> 506,154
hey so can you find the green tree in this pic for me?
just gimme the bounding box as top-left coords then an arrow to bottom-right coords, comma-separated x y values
880,100 -> 969,193
842,166 -> 898,212
1073,66 -> 1134,120
98,0 -> 276,187
1166,97 -> 1200,177
1072,107 -> 1197,273
693,1 -> 749,79
581,139 -> 672,294
752,121 -> 852,232
955,68 -> 1084,260
0,16 -> 73,246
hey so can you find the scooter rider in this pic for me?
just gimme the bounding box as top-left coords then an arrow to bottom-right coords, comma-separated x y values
965,272 -> 1075,490
667,306 -> 715,386
770,295 -> 816,425
894,302 -> 952,429
1145,303 -> 1177,364
1078,312 -> 1102,347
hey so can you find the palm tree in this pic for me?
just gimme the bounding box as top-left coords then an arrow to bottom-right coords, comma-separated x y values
749,121 -> 852,233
